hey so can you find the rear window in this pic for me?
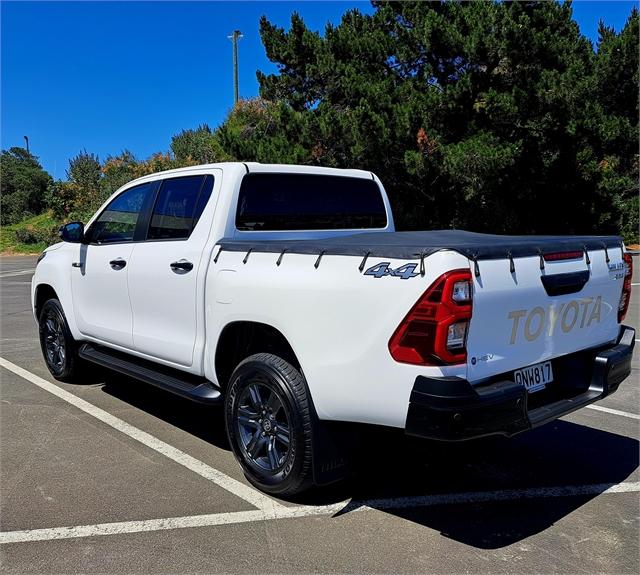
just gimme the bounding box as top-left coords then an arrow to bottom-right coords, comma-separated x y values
235,173 -> 387,231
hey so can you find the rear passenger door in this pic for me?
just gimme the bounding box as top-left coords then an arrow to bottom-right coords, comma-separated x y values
127,174 -> 215,367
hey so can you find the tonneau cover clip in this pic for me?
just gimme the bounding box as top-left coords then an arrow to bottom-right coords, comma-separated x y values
507,250 -> 515,274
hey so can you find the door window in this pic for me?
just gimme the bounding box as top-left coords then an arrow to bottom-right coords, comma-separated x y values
147,175 -> 214,240
90,182 -> 154,244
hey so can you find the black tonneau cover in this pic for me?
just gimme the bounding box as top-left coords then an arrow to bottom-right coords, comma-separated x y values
217,230 -> 622,262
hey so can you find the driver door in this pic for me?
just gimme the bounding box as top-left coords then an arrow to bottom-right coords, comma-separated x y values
71,181 -> 156,349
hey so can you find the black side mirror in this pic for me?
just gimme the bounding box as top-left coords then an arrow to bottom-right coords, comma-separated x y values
59,221 -> 85,243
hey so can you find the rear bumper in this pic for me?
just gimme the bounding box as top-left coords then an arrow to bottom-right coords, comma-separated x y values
405,325 -> 635,441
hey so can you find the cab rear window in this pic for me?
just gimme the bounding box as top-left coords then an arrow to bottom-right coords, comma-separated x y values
235,173 -> 387,231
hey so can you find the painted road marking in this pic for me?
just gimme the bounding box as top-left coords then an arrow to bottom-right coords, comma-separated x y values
586,404 -> 640,420
1,481 -> 638,544
0,357 -> 285,513
0,269 -> 36,278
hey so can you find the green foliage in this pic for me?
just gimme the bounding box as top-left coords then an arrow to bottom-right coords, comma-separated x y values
0,212 -> 61,254
171,124 -> 231,164
4,1 -> 638,253
215,0 -> 638,241
0,147 -> 53,225
67,150 -> 101,191
45,150 -> 104,221
14,224 -> 59,245
217,99 -> 309,163
44,181 -> 83,220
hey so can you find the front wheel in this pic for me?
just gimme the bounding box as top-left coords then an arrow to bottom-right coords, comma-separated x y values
225,353 -> 315,497
38,298 -> 82,383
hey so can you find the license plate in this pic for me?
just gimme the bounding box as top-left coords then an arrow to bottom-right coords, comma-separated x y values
514,361 -> 553,393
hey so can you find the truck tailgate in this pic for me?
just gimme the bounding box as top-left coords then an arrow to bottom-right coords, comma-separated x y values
466,250 -> 624,383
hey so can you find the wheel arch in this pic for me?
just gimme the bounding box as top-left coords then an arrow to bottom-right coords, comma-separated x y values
214,321 -> 302,391
34,284 -> 60,320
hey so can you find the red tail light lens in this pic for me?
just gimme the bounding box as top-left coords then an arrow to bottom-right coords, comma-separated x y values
543,251 -> 584,261
389,269 -> 472,365
618,252 -> 633,322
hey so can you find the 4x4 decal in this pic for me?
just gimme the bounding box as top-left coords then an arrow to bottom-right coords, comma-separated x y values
364,262 -> 419,280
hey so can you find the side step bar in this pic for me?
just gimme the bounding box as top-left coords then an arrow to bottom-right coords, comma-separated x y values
78,343 -> 222,404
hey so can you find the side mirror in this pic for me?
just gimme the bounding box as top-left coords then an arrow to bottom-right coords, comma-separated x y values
59,221 -> 85,243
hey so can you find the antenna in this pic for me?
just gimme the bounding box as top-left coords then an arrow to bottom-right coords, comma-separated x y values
227,30 -> 243,105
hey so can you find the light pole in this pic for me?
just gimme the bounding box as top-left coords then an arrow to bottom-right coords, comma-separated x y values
24,135 -> 30,154
227,30 -> 243,105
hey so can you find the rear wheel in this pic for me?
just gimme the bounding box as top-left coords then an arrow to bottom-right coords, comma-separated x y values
225,353 -> 314,497
38,299 -> 82,383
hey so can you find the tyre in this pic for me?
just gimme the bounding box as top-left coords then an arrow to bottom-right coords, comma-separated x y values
225,353 -> 314,497
38,298 -> 83,383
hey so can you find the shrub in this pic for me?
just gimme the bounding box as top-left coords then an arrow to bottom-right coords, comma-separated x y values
14,225 -> 59,245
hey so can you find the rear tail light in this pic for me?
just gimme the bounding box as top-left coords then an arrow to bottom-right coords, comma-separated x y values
618,252 -> 633,322
389,269 -> 472,365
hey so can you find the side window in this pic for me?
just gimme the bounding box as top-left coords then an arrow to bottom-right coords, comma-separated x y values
147,175 -> 214,240
90,182 -> 154,244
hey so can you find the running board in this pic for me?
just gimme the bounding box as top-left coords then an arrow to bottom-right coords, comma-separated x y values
78,343 -> 222,404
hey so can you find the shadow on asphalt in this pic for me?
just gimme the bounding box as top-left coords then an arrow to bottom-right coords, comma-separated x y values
97,371 -> 638,549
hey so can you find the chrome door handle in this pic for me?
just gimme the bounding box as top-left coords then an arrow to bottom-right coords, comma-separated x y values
170,259 -> 193,273
109,258 -> 126,270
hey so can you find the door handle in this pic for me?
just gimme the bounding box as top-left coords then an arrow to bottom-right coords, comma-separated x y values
109,258 -> 127,270
170,259 -> 194,273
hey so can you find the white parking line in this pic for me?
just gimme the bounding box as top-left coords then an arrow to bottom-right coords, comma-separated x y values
0,269 -> 35,278
0,357 -> 285,513
586,404 -> 640,420
1,481 -> 637,544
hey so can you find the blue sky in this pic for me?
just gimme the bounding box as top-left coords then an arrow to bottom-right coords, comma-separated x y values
1,0 -> 637,178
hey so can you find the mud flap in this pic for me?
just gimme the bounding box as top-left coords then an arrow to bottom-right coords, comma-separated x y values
311,418 -> 354,486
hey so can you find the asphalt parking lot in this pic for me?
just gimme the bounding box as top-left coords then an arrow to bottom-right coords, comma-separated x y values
0,254 -> 638,574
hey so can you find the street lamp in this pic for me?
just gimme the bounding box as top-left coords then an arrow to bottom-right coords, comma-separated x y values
227,30 -> 243,105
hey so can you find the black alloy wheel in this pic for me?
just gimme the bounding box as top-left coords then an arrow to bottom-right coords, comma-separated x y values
225,353 -> 315,497
38,299 -> 81,382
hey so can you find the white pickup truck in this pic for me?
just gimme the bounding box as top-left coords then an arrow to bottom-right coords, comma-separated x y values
32,163 -> 635,496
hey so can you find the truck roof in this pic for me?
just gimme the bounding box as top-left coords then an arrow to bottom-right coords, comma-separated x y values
124,162 -> 374,186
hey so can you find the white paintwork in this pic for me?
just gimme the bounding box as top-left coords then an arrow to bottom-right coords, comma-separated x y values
31,162 -> 627,430
205,248 -> 469,427
127,169 -> 223,367
466,251 -> 624,383
71,243 -> 135,348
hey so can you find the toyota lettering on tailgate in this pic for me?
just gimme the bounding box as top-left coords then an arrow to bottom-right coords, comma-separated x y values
507,296 -> 602,344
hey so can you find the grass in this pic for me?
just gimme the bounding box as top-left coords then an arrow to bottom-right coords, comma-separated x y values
0,212 -> 62,255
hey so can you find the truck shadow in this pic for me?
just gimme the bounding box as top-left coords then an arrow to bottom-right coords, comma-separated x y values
326,423 -> 639,548
100,372 -> 638,550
